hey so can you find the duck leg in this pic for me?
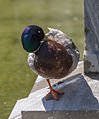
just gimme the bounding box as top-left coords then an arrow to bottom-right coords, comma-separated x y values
46,79 -> 64,100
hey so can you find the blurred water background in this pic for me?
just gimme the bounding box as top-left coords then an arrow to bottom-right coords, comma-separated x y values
0,0 -> 84,118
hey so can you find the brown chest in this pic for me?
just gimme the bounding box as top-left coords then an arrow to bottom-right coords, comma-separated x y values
34,41 -> 73,79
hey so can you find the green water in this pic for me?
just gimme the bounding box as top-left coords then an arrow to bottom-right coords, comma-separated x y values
0,0 -> 84,118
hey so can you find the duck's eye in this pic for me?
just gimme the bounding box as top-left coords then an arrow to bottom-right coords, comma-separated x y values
36,29 -> 41,34
37,30 -> 41,34
36,30 -> 42,36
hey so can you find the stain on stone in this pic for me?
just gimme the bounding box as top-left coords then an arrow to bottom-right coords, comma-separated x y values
85,27 -> 89,35
92,65 -> 95,68
84,60 -> 91,71
57,81 -> 64,85
53,84 -> 56,87
85,45 -> 88,51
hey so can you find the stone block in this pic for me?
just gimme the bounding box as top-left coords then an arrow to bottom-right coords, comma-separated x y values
84,0 -> 99,73
22,111 -> 99,119
9,62 -> 99,119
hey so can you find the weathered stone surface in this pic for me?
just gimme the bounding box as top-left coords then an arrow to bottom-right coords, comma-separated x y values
84,0 -> 99,73
21,74 -> 99,111
9,62 -> 99,119
22,111 -> 99,119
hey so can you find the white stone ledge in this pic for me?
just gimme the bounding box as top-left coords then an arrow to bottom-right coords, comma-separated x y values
9,61 -> 99,119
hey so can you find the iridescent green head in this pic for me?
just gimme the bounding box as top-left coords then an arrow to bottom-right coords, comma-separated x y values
21,25 -> 45,52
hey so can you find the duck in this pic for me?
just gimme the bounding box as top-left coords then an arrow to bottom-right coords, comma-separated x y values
21,25 -> 80,100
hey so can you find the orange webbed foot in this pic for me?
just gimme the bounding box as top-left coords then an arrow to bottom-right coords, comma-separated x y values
46,88 -> 64,100
46,79 -> 64,100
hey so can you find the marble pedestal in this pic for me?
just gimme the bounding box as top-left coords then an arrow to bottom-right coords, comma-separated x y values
84,0 -> 99,73
9,62 -> 99,119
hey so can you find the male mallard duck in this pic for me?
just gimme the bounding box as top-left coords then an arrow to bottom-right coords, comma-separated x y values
21,25 -> 80,100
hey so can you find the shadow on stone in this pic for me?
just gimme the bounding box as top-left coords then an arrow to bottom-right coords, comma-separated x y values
85,73 -> 99,81
42,74 -> 99,111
